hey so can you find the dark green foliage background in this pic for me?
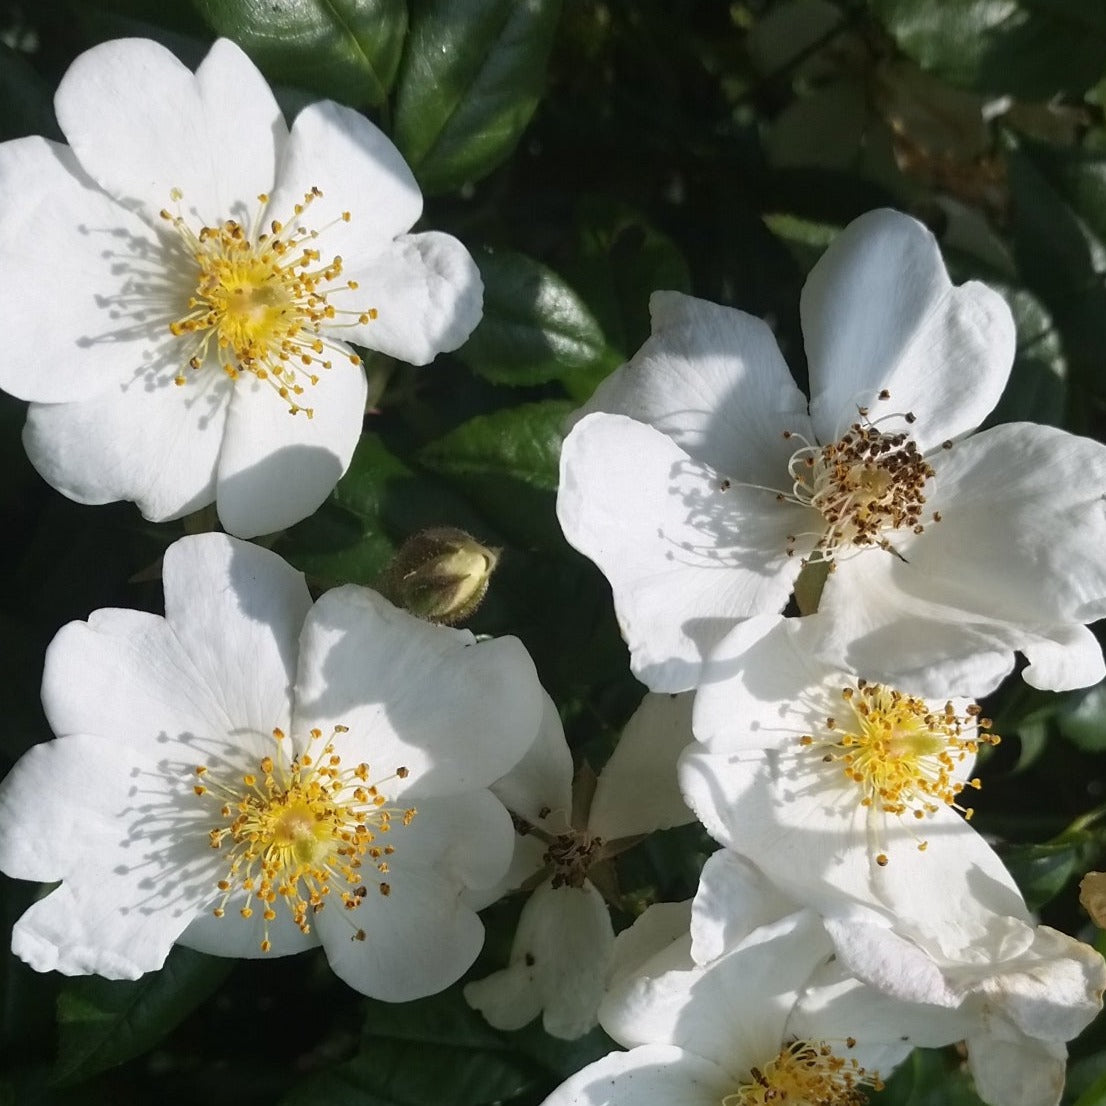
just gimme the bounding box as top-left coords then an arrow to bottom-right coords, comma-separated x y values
2,1 -> 1106,1103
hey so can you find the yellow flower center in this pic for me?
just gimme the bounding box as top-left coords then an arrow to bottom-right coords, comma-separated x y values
723,1039 -> 882,1106
194,725 -> 415,952
799,681 -> 999,863
160,187 -> 377,417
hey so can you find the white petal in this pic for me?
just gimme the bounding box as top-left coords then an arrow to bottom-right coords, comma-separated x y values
539,1045 -> 731,1106
177,899 -> 319,960
340,232 -> 484,365
471,831 -> 547,910
824,915 -> 958,1007
315,866 -> 485,1000
813,554 -> 1020,697
215,361 -> 366,538
606,899 -> 694,994
693,614 -> 843,752
557,413 -> 807,692
466,879 -> 614,1040
161,534 -> 311,736
490,692 -> 574,829
388,789 -> 516,897
42,536 -> 305,746
43,611 -> 236,748
579,291 -> 813,483
56,38 -> 283,221
601,910 -> 833,1076
919,424 -> 1106,625
463,961 -> 544,1032
1021,624 -> 1106,692
0,734 -> 219,977
294,586 -> 544,798
818,423 -> 1106,694
689,851 -> 798,966
966,1030 -> 1067,1106
24,357 -> 231,523
961,925 -> 1106,1043
679,749 -> 872,915
588,693 -> 694,841
793,959 -> 975,1058
802,209 -> 1014,453
267,99 -> 421,261
0,138 -> 173,404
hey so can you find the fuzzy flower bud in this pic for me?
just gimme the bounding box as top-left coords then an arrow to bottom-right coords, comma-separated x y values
383,527 -> 499,625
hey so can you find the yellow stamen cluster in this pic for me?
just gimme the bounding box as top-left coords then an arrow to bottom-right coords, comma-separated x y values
545,830 -> 603,890
194,725 -> 415,953
780,402 -> 937,562
800,681 -> 999,859
160,187 -> 377,417
723,1039 -> 882,1106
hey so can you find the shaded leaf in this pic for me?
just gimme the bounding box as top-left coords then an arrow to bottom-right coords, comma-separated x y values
1058,684 -> 1106,752
1006,133 -> 1106,412
567,197 -> 693,363
0,46 -> 61,142
421,400 -> 569,491
277,432 -> 490,588
393,0 -> 561,193
279,988 -> 542,1106
192,0 -> 407,106
459,249 -> 609,386
54,948 -> 232,1085
998,840 -> 1087,910
420,400 -> 571,548
870,0 -> 1106,98
983,286 -> 1066,429
869,1046 -> 986,1106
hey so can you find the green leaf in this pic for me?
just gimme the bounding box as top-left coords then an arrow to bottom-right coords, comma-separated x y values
0,46 -> 61,143
279,989 -> 543,1106
1058,684 -> 1106,752
1073,1067 -> 1106,1106
192,0 -> 408,107
998,840 -> 1085,909
393,0 -> 562,193
1006,133 -> 1106,411
420,400 -> 571,548
870,0 -> 1106,99
983,286 -> 1067,429
870,1046 -> 986,1106
421,400 -> 569,491
53,947 -> 232,1085
566,197 -> 693,362
277,432 -> 490,588
459,249 -> 609,386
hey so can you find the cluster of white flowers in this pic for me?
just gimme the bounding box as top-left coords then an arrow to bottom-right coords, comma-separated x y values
550,210 -> 1106,1106
0,33 -> 1103,1106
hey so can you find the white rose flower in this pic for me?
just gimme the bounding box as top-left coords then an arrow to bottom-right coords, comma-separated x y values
0,37 -> 483,537
0,533 -> 542,1001
680,612 -> 1001,909
556,209 -> 1106,696
541,850 -> 972,1106
465,692 -> 694,1038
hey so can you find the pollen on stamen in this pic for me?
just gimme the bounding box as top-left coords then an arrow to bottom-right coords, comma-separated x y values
722,1039 -> 882,1106
775,411 -> 937,564
161,187 -> 378,417
194,724 -> 416,953
797,683 -> 1000,863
